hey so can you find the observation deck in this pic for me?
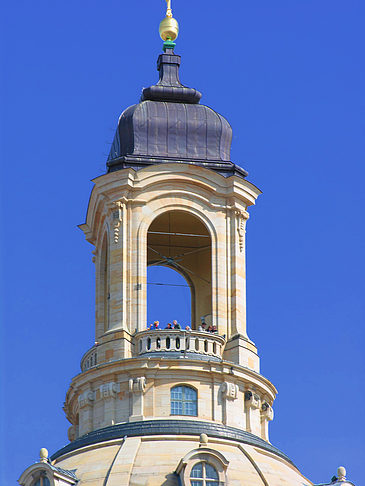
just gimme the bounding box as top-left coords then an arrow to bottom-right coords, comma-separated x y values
81,329 -> 226,372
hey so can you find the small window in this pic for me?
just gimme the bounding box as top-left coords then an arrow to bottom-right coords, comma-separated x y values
147,337 -> 151,350
33,476 -> 51,486
166,336 -> 171,349
156,337 -> 161,349
190,462 -> 219,485
171,385 -> 197,416
176,337 -> 180,349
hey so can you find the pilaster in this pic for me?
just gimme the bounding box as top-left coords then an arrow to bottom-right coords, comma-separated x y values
129,377 -> 146,422
261,401 -> 274,442
244,390 -> 261,436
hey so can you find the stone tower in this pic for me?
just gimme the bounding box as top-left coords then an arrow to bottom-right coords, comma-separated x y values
18,7 -> 355,486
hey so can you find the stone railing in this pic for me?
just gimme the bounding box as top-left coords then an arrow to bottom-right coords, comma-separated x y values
134,329 -> 225,359
81,346 -> 98,372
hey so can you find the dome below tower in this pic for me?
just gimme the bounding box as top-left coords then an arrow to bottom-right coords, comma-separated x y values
107,47 -> 248,178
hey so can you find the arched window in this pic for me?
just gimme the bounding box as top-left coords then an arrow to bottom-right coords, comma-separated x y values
33,476 -> 51,486
171,385 -> 197,416
190,462 -> 219,486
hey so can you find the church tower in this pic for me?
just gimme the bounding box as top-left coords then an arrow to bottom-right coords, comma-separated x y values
18,4 -> 355,486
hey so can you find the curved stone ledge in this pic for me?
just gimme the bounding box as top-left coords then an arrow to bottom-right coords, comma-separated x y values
51,419 -> 294,467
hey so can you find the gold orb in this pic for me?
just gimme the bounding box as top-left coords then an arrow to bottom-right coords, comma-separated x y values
40,448 -> 48,462
159,16 -> 179,41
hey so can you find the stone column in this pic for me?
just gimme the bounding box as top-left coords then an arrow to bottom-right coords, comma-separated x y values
260,402 -> 274,442
129,377 -> 146,422
244,390 -> 261,436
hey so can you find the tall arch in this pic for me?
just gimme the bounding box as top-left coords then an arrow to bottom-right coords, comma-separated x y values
147,210 -> 212,330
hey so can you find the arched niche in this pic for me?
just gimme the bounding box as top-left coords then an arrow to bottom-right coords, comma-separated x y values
147,210 -> 212,330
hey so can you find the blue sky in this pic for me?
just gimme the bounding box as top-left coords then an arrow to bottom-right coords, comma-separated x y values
1,1 -> 364,484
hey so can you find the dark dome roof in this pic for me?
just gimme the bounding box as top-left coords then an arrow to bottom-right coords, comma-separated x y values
107,48 -> 247,178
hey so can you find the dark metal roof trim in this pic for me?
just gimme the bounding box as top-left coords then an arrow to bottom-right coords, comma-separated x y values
51,419 -> 295,467
107,154 -> 248,178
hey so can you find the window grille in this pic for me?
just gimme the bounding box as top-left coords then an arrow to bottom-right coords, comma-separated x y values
171,385 -> 197,416
190,462 -> 219,486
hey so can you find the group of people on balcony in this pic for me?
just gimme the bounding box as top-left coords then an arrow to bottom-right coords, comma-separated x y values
147,320 -> 218,333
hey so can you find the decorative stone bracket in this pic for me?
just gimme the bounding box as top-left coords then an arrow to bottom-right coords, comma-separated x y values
221,381 -> 239,400
261,402 -> 274,421
129,376 -> 146,393
235,210 -> 249,252
107,200 -> 124,244
260,402 -> 274,442
244,390 -> 260,409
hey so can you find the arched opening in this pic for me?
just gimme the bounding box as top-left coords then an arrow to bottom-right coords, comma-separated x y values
147,265 -> 191,328
147,210 -> 212,330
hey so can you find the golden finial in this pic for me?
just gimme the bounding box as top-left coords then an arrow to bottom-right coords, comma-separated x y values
159,0 -> 179,43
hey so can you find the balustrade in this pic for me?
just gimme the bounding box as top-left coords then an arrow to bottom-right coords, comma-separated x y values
81,347 -> 98,372
135,329 -> 225,359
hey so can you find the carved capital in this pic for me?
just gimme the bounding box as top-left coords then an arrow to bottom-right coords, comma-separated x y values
221,381 -> 239,400
100,382 -> 117,399
78,390 -> 95,408
129,377 -> 146,393
244,390 -> 260,409
261,402 -> 274,421
235,210 -> 249,252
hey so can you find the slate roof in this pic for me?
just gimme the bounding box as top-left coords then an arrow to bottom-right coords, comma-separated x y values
106,48 -> 248,179
49,464 -> 78,481
51,418 -> 295,467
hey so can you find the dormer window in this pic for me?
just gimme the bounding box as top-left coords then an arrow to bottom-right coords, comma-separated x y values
33,475 -> 50,486
190,462 -> 219,485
